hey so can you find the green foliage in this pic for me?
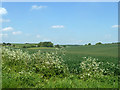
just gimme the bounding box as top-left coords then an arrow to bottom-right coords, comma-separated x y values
2,42 -> 6,46
96,42 -> 102,45
2,47 -> 68,78
88,43 -> 91,45
2,73 -> 118,88
1,44 -> 119,88
62,45 -> 66,48
23,46 -> 27,48
55,44 -> 61,48
6,43 -> 12,46
38,42 -> 53,47
2,42 -> 12,46
78,57 -> 120,79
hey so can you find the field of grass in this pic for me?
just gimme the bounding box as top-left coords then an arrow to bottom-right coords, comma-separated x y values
1,44 -> 119,88
17,44 -> 118,73
63,44 -> 118,73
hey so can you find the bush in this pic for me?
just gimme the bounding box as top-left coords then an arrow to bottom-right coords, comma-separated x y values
78,57 -> 120,80
62,45 -> 66,48
55,44 -> 61,48
2,47 -> 68,78
38,42 -> 53,47
96,42 -> 102,45
23,46 -> 27,48
88,43 -> 91,45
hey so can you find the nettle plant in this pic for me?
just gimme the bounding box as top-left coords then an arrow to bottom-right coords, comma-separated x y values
2,47 -> 69,78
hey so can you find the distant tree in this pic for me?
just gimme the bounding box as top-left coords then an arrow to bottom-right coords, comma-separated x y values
6,43 -> 11,46
32,45 -> 36,47
55,44 -> 60,48
117,42 -> 120,44
63,45 -> 66,48
85,44 -> 87,46
96,42 -> 102,45
2,42 -> 6,46
38,42 -> 53,47
88,43 -> 91,45
13,45 -> 15,47
23,46 -> 27,48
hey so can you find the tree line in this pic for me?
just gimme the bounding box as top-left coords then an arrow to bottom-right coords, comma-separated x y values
2,41 -> 119,48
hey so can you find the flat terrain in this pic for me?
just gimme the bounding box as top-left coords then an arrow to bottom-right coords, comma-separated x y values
14,44 -> 118,72
2,44 -> 119,88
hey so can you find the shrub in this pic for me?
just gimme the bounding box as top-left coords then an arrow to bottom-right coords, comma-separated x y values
79,57 -> 103,80
55,44 -> 61,48
78,57 -> 120,80
23,46 -> 27,48
38,42 -> 53,47
96,42 -> 102,45
2,47 -> 68,78
88,43 -> 91,45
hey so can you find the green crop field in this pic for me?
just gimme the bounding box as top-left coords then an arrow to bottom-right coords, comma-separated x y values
1,44 -> 119,88
19,44 -> 118,74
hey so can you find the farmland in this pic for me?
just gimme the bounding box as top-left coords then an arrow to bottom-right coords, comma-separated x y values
13,44 -> 118,71
2,2 -> 118,88
1,43 -> 119,88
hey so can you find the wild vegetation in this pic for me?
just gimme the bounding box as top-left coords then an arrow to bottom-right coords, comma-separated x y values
1,43 -> 119,88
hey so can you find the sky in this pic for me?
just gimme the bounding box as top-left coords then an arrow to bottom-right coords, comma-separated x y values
1,0 -> 119,2
0,2 -> 118,45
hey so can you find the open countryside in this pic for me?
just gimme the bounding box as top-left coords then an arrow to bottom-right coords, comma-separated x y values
1,42 -> 119,88
1,2 -> 119,88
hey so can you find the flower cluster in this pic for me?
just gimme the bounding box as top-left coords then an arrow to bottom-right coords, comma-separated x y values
79,57 -> 119,80
79,57 -> 103,79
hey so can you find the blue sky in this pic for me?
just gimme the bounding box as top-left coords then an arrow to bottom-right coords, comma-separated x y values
0,2 -> 118,45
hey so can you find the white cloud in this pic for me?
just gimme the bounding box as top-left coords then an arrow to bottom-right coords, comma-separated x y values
112,25 -> 120,28
0,8 -> 7,15
31,5 -> 47,10
51,25 -> 64,29
12,31 -> 22,35
0,33 -> 8,37
36,34 -> 41,38
2,27 -> 13,31
0,19 -> 10,23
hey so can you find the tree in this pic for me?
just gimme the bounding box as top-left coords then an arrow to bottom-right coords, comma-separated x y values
7,43 -> 11,46
2,42 -> 6,46
63,45 -> 66,48
55,44 -> 60,48
13,45 -> 15,47
23,46 -> 27,48
96,42 -> 102,45
38,42 -> 43,47
38,42 -> 53,47
88,43 -> 91,45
